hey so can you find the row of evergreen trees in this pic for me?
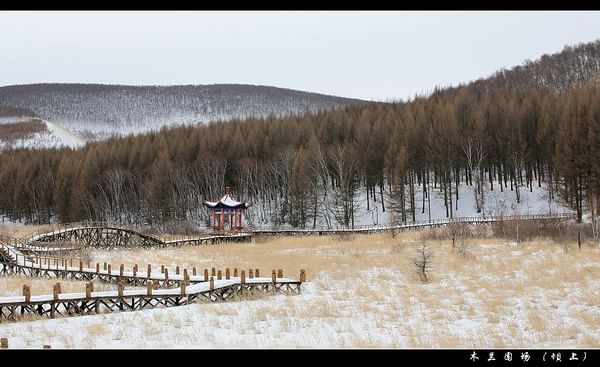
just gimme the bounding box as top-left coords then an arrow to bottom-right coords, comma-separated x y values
1,83 -> 599,228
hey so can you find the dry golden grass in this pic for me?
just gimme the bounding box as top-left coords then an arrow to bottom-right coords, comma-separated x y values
1,224 -> 600,348
0,275 -> 115,296
0,223 -> 50,239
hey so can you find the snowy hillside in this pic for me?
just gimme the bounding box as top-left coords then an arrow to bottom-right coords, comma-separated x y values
0,83 -> 366,145
0,117 -> 85,150
245,180 -> 573,230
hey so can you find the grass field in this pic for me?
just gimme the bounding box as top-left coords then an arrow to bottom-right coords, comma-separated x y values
0,227 -> 599,348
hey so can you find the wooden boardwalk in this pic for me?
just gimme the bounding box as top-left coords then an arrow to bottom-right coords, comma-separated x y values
0,238 -> 303,322
0,276 -> 301,322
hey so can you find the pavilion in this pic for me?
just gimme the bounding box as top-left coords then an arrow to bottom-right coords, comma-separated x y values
202,187 -> 252,233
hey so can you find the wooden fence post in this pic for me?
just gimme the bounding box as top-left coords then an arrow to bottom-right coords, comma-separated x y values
87,260 -> 91,269
192,267 -> 197,276
204,268 -> 208,281
108,264 -> 112,275
249,269 -> 254,279
272,270 -> 277,284
147,281 -> 153,296
164,268 -> 169,280
300,269 -> 306,282
103,262 -> 107,271
79,260 -> 83,272
226,268 -> 230,280
133,264 -> 137,277
0,337 -> 7,349
210,276 -> 215,290
96,263 -> 100,273
241,270 -> 246,284
217,270 -> 222,280
86,282 -> 93,298
118,281 -> 124,297
147,264 -> 151,277
23,285 -> 31,303
180,282 -> 186,296
255,269 -> 260,277
211,267 -> 216,276
161,265 -> 165,274
120,264 -> 124,276
234,268 -> 238,277
176,266 -> 180,275
278,269 -> 283,278
53,283 -> 61,300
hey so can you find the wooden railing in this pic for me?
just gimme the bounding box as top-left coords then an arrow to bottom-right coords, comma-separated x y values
249,212 -> 577,234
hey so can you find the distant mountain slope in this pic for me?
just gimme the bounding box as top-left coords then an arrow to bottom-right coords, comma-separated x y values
0,83 -> 366,143
467,39 -> 600,94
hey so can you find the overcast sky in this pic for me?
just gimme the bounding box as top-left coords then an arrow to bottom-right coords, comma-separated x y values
1,11 -> 600,101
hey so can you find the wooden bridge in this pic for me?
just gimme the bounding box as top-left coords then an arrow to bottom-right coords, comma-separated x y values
11,213 -> 576,250
19,222 -> 251,250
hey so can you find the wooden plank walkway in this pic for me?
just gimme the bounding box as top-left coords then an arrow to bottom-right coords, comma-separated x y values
0,276 -> 302,322
0,239 -> 304,322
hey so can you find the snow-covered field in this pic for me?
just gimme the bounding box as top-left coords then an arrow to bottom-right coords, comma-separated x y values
0,232 -> 599,348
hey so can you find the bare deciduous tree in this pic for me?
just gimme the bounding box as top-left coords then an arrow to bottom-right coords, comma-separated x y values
413,240 -> 433,283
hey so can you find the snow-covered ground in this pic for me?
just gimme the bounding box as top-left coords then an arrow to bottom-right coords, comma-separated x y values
42,120 -> 85,149
0,118 -> 85,150
0,234 -> 598,348
247,181 -> 572,230
353,181 -> 570,227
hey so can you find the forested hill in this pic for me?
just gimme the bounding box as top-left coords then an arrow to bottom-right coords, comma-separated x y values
2,40 -> 600,228
459,39 -> 600,94
0,83 -> 366,140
